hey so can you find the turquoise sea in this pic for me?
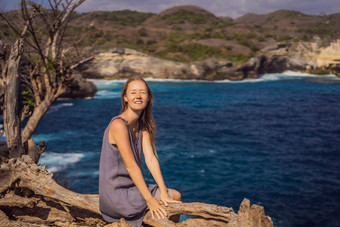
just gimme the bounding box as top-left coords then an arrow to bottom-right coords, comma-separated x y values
33,71 -> 340,227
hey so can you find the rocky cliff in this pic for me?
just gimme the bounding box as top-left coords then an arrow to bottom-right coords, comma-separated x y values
76,47 -> 240,80
249,39 -> 340,76
316,39 -> 340,69
60,74 -> 97,99
75,39 -> 340,81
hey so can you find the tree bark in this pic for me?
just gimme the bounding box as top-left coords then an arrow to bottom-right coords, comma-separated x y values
21,93 -> 56,143
3,39 -> 24,158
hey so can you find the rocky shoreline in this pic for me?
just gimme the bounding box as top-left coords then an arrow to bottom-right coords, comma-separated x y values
69,39 -> 340,98
60,73 -> 97,99
74,39 -> 340,82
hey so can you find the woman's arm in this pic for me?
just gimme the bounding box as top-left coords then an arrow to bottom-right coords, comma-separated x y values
110,119 -> 166,219
142,131 -> 181,206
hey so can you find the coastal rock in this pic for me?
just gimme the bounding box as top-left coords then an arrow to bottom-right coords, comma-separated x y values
75,39 -> 340,81
250,39 -> 340,75
76,47 -> 237,80
316,39 -> 340,74
60,73 -> 97,99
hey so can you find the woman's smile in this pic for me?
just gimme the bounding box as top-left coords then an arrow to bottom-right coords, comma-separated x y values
124,80 -> 150,111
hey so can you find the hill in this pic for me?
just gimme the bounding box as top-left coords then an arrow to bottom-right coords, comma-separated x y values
1,5 -> 339,65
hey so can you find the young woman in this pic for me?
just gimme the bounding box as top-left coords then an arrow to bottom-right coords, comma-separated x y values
99,76 -> 181,226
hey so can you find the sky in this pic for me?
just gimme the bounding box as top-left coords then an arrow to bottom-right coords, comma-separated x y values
1,0 -> 340,18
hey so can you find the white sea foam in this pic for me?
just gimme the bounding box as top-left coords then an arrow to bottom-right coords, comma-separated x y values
89,72 -> 339,89
144,77 -> 210,83
94,90 -> 121,99
147,72 -> 340,83
281,70 -> 338,78
47,103 -> 74,114
39,152 -> 84,173
214,78 -> 265,83
89,79 -> 125,90
214,71 -> 340,83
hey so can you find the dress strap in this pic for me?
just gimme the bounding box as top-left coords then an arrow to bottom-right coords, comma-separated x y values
112,116 -> 128,125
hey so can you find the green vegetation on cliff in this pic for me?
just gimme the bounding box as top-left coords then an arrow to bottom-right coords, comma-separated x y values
1,6 -> 339,63
83,10 -> 154,26
159,8 -> 221,26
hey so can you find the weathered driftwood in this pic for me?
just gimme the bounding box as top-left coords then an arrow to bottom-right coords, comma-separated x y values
0,156 -> 273,227
144,199 -> 273,227
24,139 -> 46,164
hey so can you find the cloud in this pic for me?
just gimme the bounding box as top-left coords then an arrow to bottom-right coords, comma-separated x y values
76,0 -> 340,18
2,0 -> 340,18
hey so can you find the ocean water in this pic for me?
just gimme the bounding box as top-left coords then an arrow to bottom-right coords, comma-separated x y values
33,72 -> 340,227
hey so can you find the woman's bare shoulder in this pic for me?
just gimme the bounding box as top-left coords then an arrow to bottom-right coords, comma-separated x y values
142,130 -> 150,137
110,118 -> 127,132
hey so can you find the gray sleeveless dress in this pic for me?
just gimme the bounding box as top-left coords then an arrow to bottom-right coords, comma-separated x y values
99,116 -> 157,227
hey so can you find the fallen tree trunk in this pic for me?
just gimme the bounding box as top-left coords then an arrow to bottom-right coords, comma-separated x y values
0,156 -> 273,226
143,199 -> 273,227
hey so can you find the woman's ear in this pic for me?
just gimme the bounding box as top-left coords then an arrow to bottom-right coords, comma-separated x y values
124,95 -> 128,102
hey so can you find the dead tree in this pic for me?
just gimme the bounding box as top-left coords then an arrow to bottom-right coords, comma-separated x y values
0,9 -> 37,159
0,0 -> 85,149
2,39 -> 25,158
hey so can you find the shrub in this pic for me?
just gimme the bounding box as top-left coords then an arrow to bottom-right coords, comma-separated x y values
138,27 -> 148,37
224,45 -> 232,51
234,34 -> 260,52
91,10 -> 154,26
216,21 -> 234,28
189,32 -> 211,40
264,33 -> 273,38
179,43 -> 222,61
146,40 -> 157,45
226,53 -> 251,65
256,35 -> 265,42
166,32 -> 188,45
277,34 -> 291,41
97,38 -> 107,45
136,39 -> 144,45
211,32 -> 226,39
300,35 -> 309,42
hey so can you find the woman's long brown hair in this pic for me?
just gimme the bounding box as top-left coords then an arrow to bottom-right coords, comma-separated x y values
120,76 -> 158,156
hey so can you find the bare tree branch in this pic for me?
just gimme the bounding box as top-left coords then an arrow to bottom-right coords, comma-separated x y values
1,0 -> 86,147
28,65 -> 42,105
0,9 -> 37,50
70,55 -> 94,70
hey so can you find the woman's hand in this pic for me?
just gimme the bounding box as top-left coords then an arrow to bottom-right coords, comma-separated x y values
146,197 -> 167,219
160,191 -> 182,207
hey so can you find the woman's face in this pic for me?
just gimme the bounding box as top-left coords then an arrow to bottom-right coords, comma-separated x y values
124,80 -> 149,112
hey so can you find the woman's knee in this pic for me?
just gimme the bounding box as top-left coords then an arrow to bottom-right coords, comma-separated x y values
170,189 -> 181,201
